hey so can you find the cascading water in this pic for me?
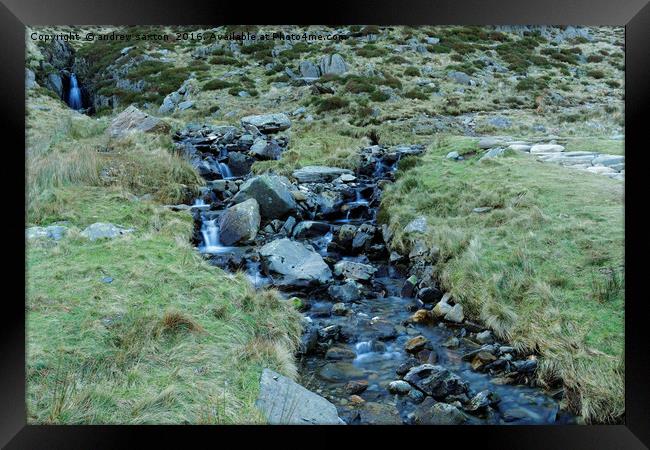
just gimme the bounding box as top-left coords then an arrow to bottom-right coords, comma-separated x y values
219,162 -> 233,179
199,218 -> 228,254
67,73 -> 82,110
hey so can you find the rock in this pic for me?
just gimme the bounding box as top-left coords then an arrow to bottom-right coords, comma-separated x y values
345,380 -> 369,395
369,319 -> 398,340
476,330 -> 494,344
432,294 -> 453,318
448,70 -> 472,85
414,399 -> 467,425
446,151 -> 462,160
240,113 -> 291,133
177,100 -> 194,110
488,116 -> 511,129
325,346 -> 356,360
319,53 -> 348,76
592,154 -> 624,167
259,238 -> 332,285
26,69 -> 38,89
401,275 -> 417,297
466,390 -> 498,412
318,362 -> 364,382
338,224 -> 357,243
403,216 -> 428,233
46,73 -> 63,98
227,152 -> 254,177
80,223 -> 133,240
444,304 -> 464,323
256,369 -> 343,424
298,324 -> 319,355
513,358 -> 538,374
405,335 -> 430,354
471,351 -> 497,370
410,309 -> 434,324
318,324 -> 341,341
480,147 -> 507,160
293,221 -> 331,239
232,175 -> 298,219
508,144 -> 531,152
26,225 -> 67,241
218,198 -> 260,245
418,286 -> 443,304
299,60 -> 320,78
250,138 -> 283,160
388,380 -> 412,395
478,137 -> 505,149
396,358 -> 420,377
107,105 -> 169,138
328,281 -> 361,302
349,395 -> 365,405
472,207 -> 493,214
331,302 -> 349,316
333,261 -> 377,281
292,166 -> 354,183
403,364 -> 469,399
530,144 -> 565,153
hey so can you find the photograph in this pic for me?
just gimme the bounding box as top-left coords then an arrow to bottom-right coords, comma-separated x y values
22,23 -> 628,427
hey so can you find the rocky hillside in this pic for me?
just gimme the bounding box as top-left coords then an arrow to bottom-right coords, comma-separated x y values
26,25 -> 624,425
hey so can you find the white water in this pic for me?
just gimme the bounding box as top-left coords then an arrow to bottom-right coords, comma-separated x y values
68,73 -> 82,110
219,163 -> 233,179
199,218 -> 232,254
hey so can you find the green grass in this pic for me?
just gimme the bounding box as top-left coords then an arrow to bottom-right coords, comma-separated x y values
26,94 -> 303,424
379,135 -> 624,423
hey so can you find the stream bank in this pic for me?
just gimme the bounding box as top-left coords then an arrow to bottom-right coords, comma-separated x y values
172,116 -> 575,425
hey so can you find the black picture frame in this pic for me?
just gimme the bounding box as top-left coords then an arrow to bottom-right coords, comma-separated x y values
1,1 -> 648,448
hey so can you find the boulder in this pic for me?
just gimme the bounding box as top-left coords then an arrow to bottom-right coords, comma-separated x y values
107,105 -> 169,138
25,69 -> 38,89
478,137 -> 505,149
46,73 -> 63,98
240,113 -> 291,133
328,281 -> 361,302
299,60 -> 320,78
232,175 -> 298,219
292,166 -> 354,183
26,225 -> 67,241
448,71 -> 472,85
405,335 -> 430,354
592,154 -> 625,167
345,380 -> 369,395
403,364 -> 469,399
259,238 -> 332,285
325,346 -> 356,360
80,223 -> 133,240
444,303 -> 464,323
413,399 -> 467,425
319,53 -> 348,76
250,138 -> 283,160
403,216 -> 428,233
333,261 -> 377,281
293,221 -> 331,239
418,286 -> 443,304
227,152 -> 255,177
530,144 -> 565,153
256,369 -> 343,424
218,198 -> 260,245
387,380 -> 412,395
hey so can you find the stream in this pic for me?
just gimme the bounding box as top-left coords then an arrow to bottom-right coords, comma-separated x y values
173,119 -> 575,425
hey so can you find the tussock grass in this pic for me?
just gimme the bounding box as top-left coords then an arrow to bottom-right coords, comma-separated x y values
26,93 -> 303,424
380,135 -> 624,423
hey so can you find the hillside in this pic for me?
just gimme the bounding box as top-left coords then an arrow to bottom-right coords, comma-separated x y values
26,25 -> 624,424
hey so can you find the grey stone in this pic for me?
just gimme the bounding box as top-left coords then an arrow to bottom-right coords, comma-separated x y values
530,144 -> 565,153
256,369 -> 343,424
446,151 -> 461,160
218,198 -> 260,245
250,138 -> 283,160
592,154 -> 624,167
240,113 -> 291,133
444,303 -> 464,323
319,53 -> 348,76
293,221 -> 331,239
404,216 -> 428,233
388,380 -> 412,395
26,69 -> 38,89
478,137 -> 505,149
232,175 -> 298,219
80,223 -> 133,240
480,147 -> 506,160
299,60 -> 320,78
328,281 -> 361,302
107,105 -> 168,138
46,73 -> 63,98
448,71 -> 472,85
488,116 -> 512,129
414,400 -> 467,425
177,100 -> 194,110
259,238 -> 332,285
26,225 -> 68,241
333,261 -> 377,281
292,166 -> 354,183
404,364 -> 469,399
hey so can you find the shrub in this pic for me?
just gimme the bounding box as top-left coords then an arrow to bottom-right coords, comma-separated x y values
403,88 -> 429,100
386,55 -> 409,64
356,44 -> 388,58
404,66 -> 420,76
204,79 -> 232,90
587,69 -> 606,79
370,90 -> 390,102
344,77 -> 376,94
316,96 -> 349,112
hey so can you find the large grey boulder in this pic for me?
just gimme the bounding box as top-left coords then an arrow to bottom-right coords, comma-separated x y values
107,105 -> 169,138
319,54 -> 348,76
592,154 -> 624,167
292,166 -> 354,183
413,399 -> 467,425
26,225 -> 67,241
403,364 -> 469,399
530,144 -> 565,153
80,223 -> 133,241
232,175 -> 298,219
46,73 -> 64,98
259,238 -> 332,285
249,138 -> 283,160
26,69 -> 38,89
218,198 -> 260,245
256,369 -> 343,424
240,113 -> 291,133
333,260 -> 377,281
299,60 -> 321,78
448,71 -> 472,85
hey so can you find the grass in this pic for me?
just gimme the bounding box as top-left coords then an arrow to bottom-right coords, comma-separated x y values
379,135 -> 624,423
26,93 -> 303,424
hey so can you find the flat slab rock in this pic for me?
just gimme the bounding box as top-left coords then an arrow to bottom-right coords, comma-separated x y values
107,105 -> 169,138
292,166 -> 354,183
256,369 -> 344,424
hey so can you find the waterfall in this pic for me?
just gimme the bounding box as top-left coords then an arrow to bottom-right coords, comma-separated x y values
219,163 -> 233,179
68,73 -> 82,110
200,218 -> 224,253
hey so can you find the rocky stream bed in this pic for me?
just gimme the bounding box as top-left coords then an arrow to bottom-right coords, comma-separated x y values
172,113 -> 575,425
